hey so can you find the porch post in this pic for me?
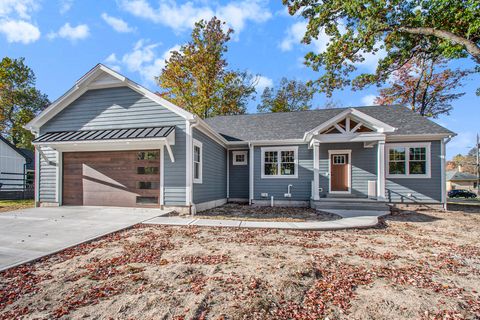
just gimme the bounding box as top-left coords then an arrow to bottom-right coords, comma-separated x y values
377,140 -> 386,201
313,141 -> 320,200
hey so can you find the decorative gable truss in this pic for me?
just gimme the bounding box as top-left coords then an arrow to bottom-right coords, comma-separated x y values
304,108 -> 396,146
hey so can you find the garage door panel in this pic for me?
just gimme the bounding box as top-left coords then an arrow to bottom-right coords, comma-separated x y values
63,150 -> 160,207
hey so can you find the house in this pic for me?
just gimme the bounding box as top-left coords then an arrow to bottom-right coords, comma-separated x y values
25,64 -> 455,213
0,136 -> 34,198
447,167 -> 478,192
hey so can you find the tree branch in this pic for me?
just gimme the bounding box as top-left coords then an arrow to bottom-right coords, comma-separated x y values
398,27 -> 480,63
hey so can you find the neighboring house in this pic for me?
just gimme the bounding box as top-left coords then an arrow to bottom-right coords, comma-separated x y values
25,64 -> 455,213
446,168 -> 478,192
0,136 -> 34,193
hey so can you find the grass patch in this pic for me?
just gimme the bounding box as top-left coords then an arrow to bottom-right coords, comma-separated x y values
0,199 -> 34,213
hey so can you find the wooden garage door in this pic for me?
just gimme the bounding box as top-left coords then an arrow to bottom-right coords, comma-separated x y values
63,150 -> 160,207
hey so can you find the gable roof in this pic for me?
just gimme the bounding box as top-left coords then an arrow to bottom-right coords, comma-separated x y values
25,64 -> 194,132
446,170 -> 478,181
204,105 -> 455,142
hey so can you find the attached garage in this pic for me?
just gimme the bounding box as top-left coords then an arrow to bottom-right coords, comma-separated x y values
63,150 -> 161,207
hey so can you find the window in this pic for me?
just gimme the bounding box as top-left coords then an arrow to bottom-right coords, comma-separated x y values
386,143 -> 431,178
332,155 -> 346,165
137,151 -> 159,160
137,181 -> 160,189
232,151 -> 248,165
193,139 -> 202,184
137,167 -> 159,174
261,146 -> 298,178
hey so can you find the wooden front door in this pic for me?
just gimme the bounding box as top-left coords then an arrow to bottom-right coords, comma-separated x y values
330,153 -> 349,192
63,150 -> 160,207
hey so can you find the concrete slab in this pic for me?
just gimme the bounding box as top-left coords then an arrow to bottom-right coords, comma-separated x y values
324,209 -> 390,218
143,216 -> 196,226
0,206 -> 169,271
238,221 -> 297,229
191,219 -> 242,227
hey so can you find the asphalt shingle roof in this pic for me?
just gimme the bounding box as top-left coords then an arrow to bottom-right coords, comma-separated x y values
204,105 -> 455,142
446,170 -> 478,181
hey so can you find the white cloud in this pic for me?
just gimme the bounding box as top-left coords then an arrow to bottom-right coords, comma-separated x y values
59,0 -> 74,14
255,75 -> 273,92
279,21 -> 306,51
101,13 -> 135,33
118,0 -> 271,36
0,0 -> 39,20
105,40 -> 181,83
361,94 -> 377,106
0,19 -> 40,43
48,23 -> 90,41
0,0 -> 41,44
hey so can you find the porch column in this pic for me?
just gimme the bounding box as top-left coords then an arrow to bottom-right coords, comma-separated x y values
377,140 -> 386,200
312,141 -> 320,200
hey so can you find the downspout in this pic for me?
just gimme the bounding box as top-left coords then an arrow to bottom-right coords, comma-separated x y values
248,142 -> 254,205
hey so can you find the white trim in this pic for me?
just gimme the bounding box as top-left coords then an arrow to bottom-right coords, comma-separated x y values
312,142 -> 320,200
377,141 -> 386,200
25,64 -> 193,131
260,146 -> 299,179
232,151 -> 248,165
55,150 -> 63,205
249,143 -> 254,205
160,146 -> 165,206
328,149 -> 352,194
193,138 -> 203,184
164,141 -> 175,163
315,133 -> 386,143
33,138 -> 174,153
386,134 -> 453,142
185,120 -> 193,206
34,147 -> 40,205
226,150 -> 230,198
441,138 -> 446,206
228,139 -> 306,146
304,108 -> 396,141
385,142 -> 431,179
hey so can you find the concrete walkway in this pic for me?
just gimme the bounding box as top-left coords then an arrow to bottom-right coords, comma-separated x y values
0,206 -> 170,271
144,209 -> 390,230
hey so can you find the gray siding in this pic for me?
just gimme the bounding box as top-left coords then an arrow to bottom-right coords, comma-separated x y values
385,140 -> 442,203
39,86 -> 187,206
228,150 -> 249,199
192,129 -> 227,204
318,143 -> 377,198
39,147 -> 57,202
253,144 -> 313,201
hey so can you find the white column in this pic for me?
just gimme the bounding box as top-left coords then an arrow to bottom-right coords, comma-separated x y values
377,140 -> 386,201
34,146 -> 40,206
55,149 -> 63,205
160,146 -> 165,206
185,120 -> 192,207
313,141 -> 320,200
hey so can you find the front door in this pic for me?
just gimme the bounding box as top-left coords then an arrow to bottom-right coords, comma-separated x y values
330,153 -> 349,192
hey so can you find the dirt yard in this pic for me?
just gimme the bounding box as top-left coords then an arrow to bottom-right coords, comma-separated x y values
1,208 -> 479,319
195,203 -> 340,222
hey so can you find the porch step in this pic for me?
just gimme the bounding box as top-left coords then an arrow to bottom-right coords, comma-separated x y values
314,200 -> 390,212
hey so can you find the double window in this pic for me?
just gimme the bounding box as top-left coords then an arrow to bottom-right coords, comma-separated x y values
193,139 -> 203,184
261,146 -> 298,179
386,143 -> 430,178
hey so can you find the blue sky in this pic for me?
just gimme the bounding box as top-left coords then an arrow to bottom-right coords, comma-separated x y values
1,0 -> 478,159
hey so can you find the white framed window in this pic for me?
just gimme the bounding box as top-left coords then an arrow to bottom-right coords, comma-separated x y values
232,151 -> 248,165
193,139 -> 203,184
261,146 -> 298,179
386,142 -> 431,178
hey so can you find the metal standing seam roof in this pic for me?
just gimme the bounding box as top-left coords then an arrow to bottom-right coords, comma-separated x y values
33,126 -> 175,143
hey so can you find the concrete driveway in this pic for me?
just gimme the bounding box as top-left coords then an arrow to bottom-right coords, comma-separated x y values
0,206 -> 170,271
